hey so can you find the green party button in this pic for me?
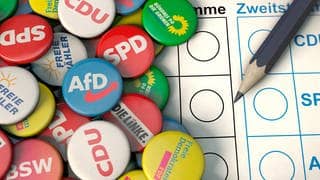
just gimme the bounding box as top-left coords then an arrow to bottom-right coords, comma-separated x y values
124,66 -> 169,110
142,0 -> 197,46
0,0 -> 18,22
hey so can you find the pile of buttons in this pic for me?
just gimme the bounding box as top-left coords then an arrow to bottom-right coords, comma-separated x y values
0,0 -> 204,179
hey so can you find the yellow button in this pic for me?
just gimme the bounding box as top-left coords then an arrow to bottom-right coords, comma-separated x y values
29,0 -> 59,19
142,131 -> 205,180
118,170 -> 147,180
2,83 -> 56,137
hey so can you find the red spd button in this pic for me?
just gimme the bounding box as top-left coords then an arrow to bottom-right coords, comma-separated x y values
39,102 -> 91,161
0,14 -> 53,64
0,130 -> 12,179
97,25 -> 155,78
4,139 -> 63,180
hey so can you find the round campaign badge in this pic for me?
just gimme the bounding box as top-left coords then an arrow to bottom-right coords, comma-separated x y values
119,170 -> 148,180
97,25 -> 155,78
103,93 -> 162,152
124,66 -> 169,110
29,0 -> 59,19
2,83 -> 55,137
142,131 -> 205,180
4,139 -> 63,180
114,10 -> 165,56
0,0 -> 17,22
0,14 -> 53,64
0,130 -> 12,179
115,0 -> 145,15
67,121 -> 131,180
62,58 -> 123,117
58,0 -> 116,38
142,0 -> 198,46
0,66 -> 39,125
14,0 -> 32,15
39,102 -> 91,161
32,32 -> 88,86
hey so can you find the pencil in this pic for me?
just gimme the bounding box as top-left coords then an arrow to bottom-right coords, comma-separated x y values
234,0 -> 317,103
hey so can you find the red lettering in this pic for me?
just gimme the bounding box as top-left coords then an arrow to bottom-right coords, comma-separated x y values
63,0 -> 110,24
97,161 -> 113,176
84,128 -> 102,145
85,128 -> 114,176
75,1 -> 93,16
91,9 -> 110,24
64,0 -> 75,9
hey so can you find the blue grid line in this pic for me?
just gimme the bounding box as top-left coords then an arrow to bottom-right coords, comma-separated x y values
236,16 -> 252,180
290,41 -> 307,179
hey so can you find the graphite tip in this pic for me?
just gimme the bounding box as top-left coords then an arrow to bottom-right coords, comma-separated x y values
234,92 -> 244,103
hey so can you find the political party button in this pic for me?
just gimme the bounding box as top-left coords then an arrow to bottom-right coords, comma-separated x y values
119,170 -> 147,180
4,139 -> 63,180
0,66 -> 39,125
162,116 -> 188,133
124,66 -> 169,110
0,0 -> 17,22
115,0 -> 145,15
0,130 -> 12,179
142,0 -> 197,46
103,93 -> 162,152
62,58 -> 123,117
142,131 -> 205,180
32,32 -> 88,86
15,0 -> 32,15
29,0 -> 58,19
39,102 -> 91,160
0,14 -> 53,64
58,0 -> 116,38
97,25 -> 155,78
67,121 -> 131,180
2,83 -> 55,137
114,10 -> 165,56
115,8 -> 142,26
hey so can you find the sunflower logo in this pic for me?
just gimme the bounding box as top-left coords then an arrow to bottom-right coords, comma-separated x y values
146,71 -> 156,86
168,15 -> 189,36
0,72 -> 16,87
34,58 -> 61,80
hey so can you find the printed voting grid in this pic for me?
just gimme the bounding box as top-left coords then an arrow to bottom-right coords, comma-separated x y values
155,0 -> 320,179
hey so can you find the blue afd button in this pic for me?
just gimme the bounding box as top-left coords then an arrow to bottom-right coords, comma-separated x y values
62,58 -> 123,117
115,0 -> 145,15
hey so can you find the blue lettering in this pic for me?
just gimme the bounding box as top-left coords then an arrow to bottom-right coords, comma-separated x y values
313,93 -> 320,106
237,3 -> 246,14
246,5 -> 259,14
294,35 -> 306,46
309,156 -> 320,170
301,93 -> 312,106
307,34 -> 318,46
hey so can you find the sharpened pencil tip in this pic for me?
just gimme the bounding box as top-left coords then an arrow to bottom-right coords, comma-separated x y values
234,92 -> 244,103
